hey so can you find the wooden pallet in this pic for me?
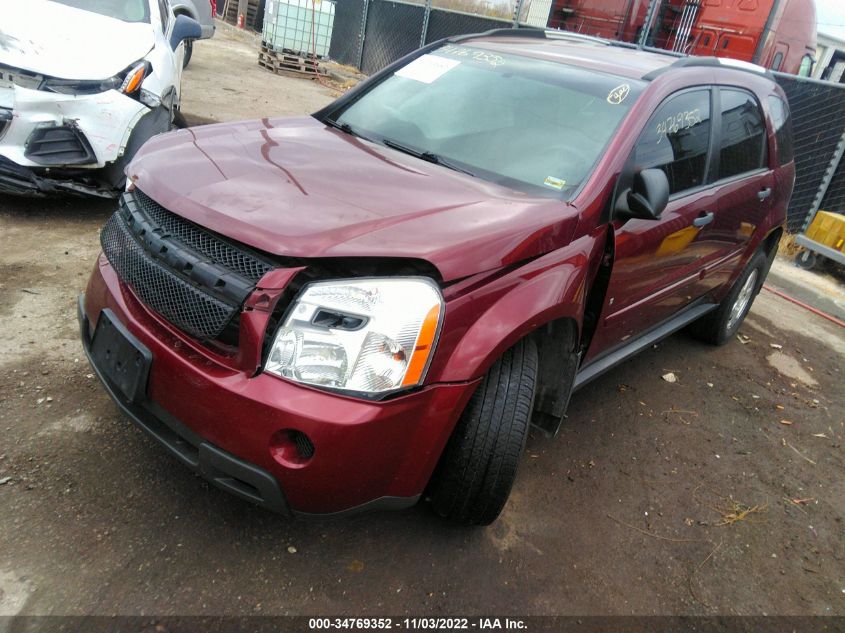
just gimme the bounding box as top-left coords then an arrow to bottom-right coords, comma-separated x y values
258,49 -> 327,78
261,43 -> 326,61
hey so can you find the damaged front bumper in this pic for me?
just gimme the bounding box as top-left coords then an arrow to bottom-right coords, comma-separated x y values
0,83 -> 151,196
0,155 -> 118,197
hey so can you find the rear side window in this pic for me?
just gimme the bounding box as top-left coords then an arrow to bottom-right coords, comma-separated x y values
717,89 -> 767,180
633,90 -> 712,195
768,95 -> 794,165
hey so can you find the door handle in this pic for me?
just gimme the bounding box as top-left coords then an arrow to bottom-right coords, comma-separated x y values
693,211 -> 714,227
757,187 -> 772,201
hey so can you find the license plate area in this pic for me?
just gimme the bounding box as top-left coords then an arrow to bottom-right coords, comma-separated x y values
91,310 -> 152,403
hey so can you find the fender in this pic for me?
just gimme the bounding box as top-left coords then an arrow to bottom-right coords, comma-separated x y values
429,231 -> 607,384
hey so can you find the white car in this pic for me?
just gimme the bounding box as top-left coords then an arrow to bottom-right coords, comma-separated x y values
0,0 -> 201,197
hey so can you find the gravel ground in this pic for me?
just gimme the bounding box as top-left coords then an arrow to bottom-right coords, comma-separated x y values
0,22 -> 843,618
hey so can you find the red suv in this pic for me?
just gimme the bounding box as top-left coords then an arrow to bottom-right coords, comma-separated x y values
79,30 -> 793,524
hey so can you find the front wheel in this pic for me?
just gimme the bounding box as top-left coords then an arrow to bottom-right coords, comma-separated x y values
689,249 -> 768,345
182,39 -> 194,68
427,338 -> 538,525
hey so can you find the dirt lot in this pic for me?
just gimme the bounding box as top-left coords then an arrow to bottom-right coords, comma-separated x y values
0,23 -> 843,618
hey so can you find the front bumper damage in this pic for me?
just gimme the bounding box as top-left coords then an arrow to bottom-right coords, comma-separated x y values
0,83 -> 151,196
0,156 -> 117,197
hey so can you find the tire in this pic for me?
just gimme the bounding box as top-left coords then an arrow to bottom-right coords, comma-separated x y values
427,338 -> 538,525
689,249 -> 768,345
182,39 -> 194,68
172,108 -> 188,130
795,249 -> 817,270
100,105 -> 172,190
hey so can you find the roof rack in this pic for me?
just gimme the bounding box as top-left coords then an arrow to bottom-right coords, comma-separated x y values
454,27 -> 663,53
452,29 -> 775,81
642,55 -> 773,80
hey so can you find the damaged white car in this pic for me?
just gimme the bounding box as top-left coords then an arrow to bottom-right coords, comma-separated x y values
0,0 -> 201,197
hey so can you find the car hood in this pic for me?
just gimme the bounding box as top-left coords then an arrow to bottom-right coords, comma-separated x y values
0,1 -> 154,80
128,117 -> 580,281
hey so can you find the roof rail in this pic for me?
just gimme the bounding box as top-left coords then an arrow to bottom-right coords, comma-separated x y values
450,29 -> 774,81
452,28 -> 670,54
642,55 -> 773,80
541,29 -> 611,46
450,27 -> 545,42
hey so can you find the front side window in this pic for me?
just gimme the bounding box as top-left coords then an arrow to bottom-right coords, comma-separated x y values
331,44 -> 646,198
717,89 -> 767,180
768,95 -> 794,165
158,0 -> 171,31
48,0 -> 151,23
633,90 -> 712,195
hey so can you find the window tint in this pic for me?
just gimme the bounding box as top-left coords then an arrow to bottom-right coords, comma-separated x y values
48,0 -> 150,22
336,45 -> 645,198
634,90 -> 712,195
768,95 -> 794,165
771,52 -> 783,71
718,89 -> 767,180
158,0 -> 170,30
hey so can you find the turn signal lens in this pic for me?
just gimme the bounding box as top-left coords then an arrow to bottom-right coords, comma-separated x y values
401,303 -> 441,386
120,63 -> 148,94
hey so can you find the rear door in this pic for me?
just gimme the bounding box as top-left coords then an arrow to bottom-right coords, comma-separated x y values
689,86 -> 773,294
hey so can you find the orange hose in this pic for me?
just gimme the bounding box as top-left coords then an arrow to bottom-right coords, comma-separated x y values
762,284 -> 845,328
310,0 -> 337,92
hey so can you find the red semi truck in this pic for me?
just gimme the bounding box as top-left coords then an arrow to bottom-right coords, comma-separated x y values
547,0 -> 817,75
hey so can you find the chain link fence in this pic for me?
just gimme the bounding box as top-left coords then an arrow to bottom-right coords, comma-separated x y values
328,0 -> 519,69
327,0 -> 845,233
774,74 -> 845,232
328,0 -> 368,68
424,8 -> 511,44
360,2 -> 427,74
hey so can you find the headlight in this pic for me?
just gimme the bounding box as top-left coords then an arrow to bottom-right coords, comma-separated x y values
42,61 -> 150,96
265,278 -> 443,396
41,76 -> 122,95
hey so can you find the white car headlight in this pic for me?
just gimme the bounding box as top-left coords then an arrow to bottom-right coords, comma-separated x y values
265,278 -> 443,396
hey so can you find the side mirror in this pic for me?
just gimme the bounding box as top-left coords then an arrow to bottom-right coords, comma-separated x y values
170,15 -> 202,51
616,168 -> 670,221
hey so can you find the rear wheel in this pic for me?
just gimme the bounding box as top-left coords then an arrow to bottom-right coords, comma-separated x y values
427,338 -> 538,525
689,249 -> 767,345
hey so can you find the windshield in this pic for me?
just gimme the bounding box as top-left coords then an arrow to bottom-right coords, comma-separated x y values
48,0 -> 151,23
332,43 -> 644,197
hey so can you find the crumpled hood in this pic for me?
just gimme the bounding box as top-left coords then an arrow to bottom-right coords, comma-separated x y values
129,116 -> 579,281
0,1 -> 154,80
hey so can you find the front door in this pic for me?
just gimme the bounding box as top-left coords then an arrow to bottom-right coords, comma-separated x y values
586,88 -> 723,362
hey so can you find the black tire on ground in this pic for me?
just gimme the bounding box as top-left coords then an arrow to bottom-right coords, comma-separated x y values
689,249 -> 768,346
172,109 -> 188,129
182,39 -> 194,68
427,337 -> 538,525
100,105 -> 173,190
795,249 -> 817,270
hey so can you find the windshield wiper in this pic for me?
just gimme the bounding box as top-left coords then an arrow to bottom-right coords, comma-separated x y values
323,118 -> 377,145
381,138 -> 476,178
324,117 -> 355,135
